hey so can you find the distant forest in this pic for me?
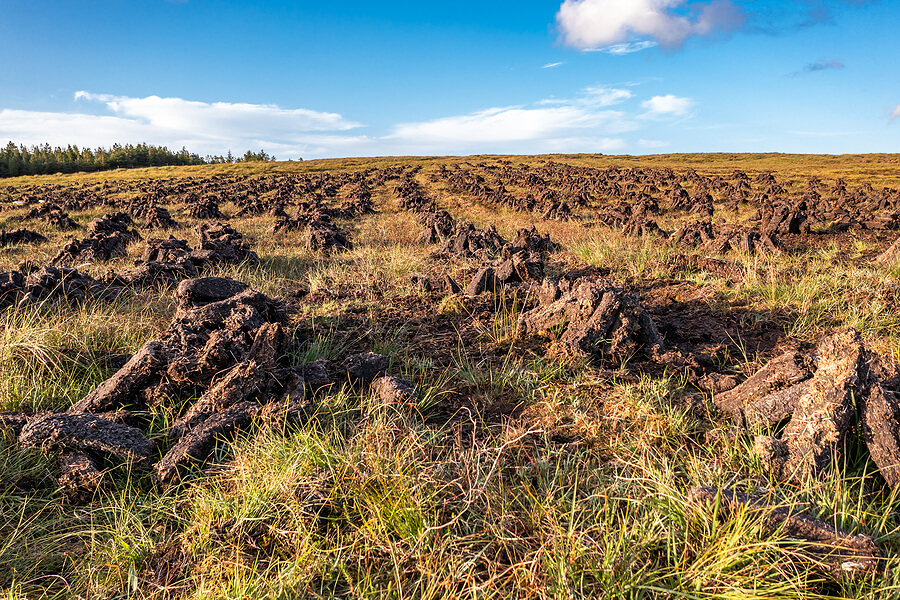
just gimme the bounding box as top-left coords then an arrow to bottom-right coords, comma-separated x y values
0,142 -> 277,178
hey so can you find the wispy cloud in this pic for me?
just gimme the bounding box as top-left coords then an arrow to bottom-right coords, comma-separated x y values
804,58 -> 845,72
541,61 -> 565,69
638,138 -> 669,148
788,58 -> 845,77
383,84 -> 640,154
640,94 -> 695,118
891,103 -> 900,121
587,40 -> 659,55
579,85 -> 634,107
388,105 -> 632,148
537,87 -> 633,107
556,0 -> 746,50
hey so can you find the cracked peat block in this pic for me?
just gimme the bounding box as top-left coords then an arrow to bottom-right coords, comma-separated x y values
714,329 -> 900,487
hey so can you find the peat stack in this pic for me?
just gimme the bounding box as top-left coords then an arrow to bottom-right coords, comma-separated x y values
419,210 -> 456,244
142,236 -> 192,263
440,221 -> 506,259
51,212 -> 142,264
517,277 -> 665,361
715,329 -> 900,487
144,206 -> 179,230
464,227 -> 558,296
1,277 -> 322,497
671,220 -> 716,247
20,203 -> 78,230
305,220 -> 353,252
188,221 -> 260,267
187,197 -> 224,220
0,228 -> 48,246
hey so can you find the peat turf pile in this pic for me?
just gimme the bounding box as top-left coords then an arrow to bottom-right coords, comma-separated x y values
51,212 -> 142,264
440,220 -> 506,260
671,220 -> 779,255
0,228 -> 48,247
517,275 -> 665,361
19,203 -> 78,230
463,226 -> 557,296
189,221 -> 260,266
1,278 -> 307,500
0,223 -> 262,306
749,199 -> 811,236
715,329 -> 900,488
140,222 -> 259,272
0,265 -> 113,308
104,260 -> 197,289
185,194 -> 224,220
419,210 -> 456,245
144,206 -> 179,230
305,220 -> 353,252
128,197 -> 179,230
269,204 -> 354,252
595,201 -> 665,239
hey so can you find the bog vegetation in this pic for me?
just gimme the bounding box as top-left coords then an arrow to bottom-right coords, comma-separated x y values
1,153 -> 900,599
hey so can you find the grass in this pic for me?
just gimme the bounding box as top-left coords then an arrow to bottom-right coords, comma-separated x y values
3,153 -> 900,598
0,292 -> 169,412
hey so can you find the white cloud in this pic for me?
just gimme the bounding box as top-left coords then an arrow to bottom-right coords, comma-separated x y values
0,109 -> 163,148
892,104 -> 900,120
537,87 -> 632,107
641,94 -> 695,117
556,0 -> 745,50
384,85 -> 639,154
638,138 -> 669,148
390,106 -> 629,144
75,91 -> 358,135
0,92 -> 362,159
0,86 -> 696,158
541,62 -> 565,69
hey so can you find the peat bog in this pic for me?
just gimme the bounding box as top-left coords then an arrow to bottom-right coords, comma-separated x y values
3,154 -> 900,598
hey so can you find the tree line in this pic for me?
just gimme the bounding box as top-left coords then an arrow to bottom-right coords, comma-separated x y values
0,142 -> 279,178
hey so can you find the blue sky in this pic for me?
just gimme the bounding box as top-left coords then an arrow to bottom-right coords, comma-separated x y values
1,0 -> 897,159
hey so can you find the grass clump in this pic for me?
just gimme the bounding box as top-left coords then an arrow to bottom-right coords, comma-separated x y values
0,294 -> 168,412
